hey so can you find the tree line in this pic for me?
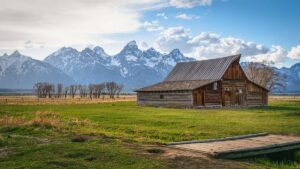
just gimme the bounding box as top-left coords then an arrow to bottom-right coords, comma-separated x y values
33,82 -> 124,99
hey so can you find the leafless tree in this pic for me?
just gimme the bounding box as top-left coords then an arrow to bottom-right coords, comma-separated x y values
243,62 -> 286,91
78,85 -> 88,98
64,86 -> 69,98
69,85 -> 77,98
33,82 -> 43,98
94,83 -> 105,98
116,84 -> 124,98
56,83 -> 63,98
88,84 -> 94,99
106,82 -> 118,98
33,82 -> 54,98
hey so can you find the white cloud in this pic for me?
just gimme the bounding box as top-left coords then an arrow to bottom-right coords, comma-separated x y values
143,20 -> 164,32
155,26 -> 192,52
288,45 -> 300,60
157,12 -> 168,20
155,26 -> 290,67
175,13 -> 200,20
243,46 -> 288,67
170,0 -> 212,8
0,0 -> 170,58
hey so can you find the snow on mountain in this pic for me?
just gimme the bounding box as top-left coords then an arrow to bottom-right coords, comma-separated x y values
44,46 -> 121,84
0,51 -> 74,89
44,40 -> 194,90
5,40 -> 299,92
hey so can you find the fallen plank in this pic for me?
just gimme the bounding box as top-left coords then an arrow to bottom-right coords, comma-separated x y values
166,133 -> 269,145
168,134 -> 300,159
214,140 -> 300,159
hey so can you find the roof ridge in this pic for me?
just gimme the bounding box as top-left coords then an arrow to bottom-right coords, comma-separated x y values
177,54 -> 241,64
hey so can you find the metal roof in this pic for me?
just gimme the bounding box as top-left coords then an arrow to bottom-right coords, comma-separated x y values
135,80 -> 216,92
164,54 -> 241,81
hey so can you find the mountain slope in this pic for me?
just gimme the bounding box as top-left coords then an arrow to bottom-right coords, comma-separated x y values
2,41 -> 299,92
0,51 -> 74,89
44,41 -> 194,90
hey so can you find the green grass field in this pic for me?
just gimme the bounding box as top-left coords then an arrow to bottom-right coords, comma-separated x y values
0,100 -> 300,168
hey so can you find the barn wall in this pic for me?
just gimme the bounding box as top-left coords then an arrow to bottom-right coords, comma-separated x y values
246,82 -> 268,106
221,80 -> 247,107
137,91 -> 193,108
223,60 -> 247,80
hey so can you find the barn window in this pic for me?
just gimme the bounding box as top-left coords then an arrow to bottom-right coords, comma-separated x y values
160,94 -> 164,99
213,82 -> 218,90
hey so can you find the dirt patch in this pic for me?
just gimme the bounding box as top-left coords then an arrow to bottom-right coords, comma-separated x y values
147,148 -> 165,154
160,147 -> 251,169
71,135 -> 89,142
137,144 -> 251,169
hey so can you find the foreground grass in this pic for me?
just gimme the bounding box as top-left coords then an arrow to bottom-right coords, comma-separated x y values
0,100 -> 299,168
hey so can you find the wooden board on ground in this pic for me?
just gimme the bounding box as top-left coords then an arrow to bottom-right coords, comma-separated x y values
168,133 -> 300,159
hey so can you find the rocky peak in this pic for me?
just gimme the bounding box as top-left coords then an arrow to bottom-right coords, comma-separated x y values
118,40 -> 142,58
10,50 -> 22,57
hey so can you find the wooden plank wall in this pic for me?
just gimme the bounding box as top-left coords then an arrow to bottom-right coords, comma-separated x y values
246,82 -> 267,106
137,91 -> 193,107
221,80 -> 247,106
223,60 -> 247,80
204,90 -> 221,106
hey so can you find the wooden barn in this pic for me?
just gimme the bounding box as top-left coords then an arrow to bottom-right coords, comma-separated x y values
136,54 -> 269,108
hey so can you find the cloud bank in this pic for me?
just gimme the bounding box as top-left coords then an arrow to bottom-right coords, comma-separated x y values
155,26 -> 298,67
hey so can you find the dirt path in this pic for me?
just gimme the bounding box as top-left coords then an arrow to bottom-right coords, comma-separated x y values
141,145 -> 253,169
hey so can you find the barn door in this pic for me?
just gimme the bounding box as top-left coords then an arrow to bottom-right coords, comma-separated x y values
193,91 -> 203,106
234,88 -> 245,106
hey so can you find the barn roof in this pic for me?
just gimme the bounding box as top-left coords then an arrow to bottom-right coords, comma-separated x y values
136,54 -> 268,92
136,80 -> 216,92
164,54 -> 241,81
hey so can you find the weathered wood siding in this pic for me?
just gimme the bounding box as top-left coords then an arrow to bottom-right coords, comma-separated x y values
221,80 -> 247,107
223,60 -> 247,80
246,82 -> 268,106
137,91 -> 193,108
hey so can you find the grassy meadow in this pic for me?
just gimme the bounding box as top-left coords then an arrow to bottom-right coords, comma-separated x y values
0,99 -> 299,168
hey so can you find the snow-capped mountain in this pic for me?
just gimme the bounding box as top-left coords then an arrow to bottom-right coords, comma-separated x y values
274,63 -> 300,92
44,41 -> 194,90
2,41 -> 300,92
44,46 -> 122,84
0,51 -> 74,89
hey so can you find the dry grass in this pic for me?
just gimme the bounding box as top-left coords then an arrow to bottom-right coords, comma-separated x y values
0,95 -> 136,105
0,111 -> 60,129
269,95 -> 300,101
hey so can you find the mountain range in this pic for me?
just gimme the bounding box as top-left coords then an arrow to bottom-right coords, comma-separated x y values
0,40 -> 299,92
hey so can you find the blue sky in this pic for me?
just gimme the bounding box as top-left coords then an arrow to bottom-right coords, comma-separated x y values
0,0 -> 299,67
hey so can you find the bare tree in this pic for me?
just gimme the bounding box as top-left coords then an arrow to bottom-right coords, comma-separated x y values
106,82 -> 117,98
116,84 -> 124,98
33,82 -> 43,98
78,85 -> 88,98
243,62 -> 286,91
88,84 -> 94,99
69,85 -> 77,98
94,83 -> 105,98
64,86 -> 69,98
56,83 -> 63,98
